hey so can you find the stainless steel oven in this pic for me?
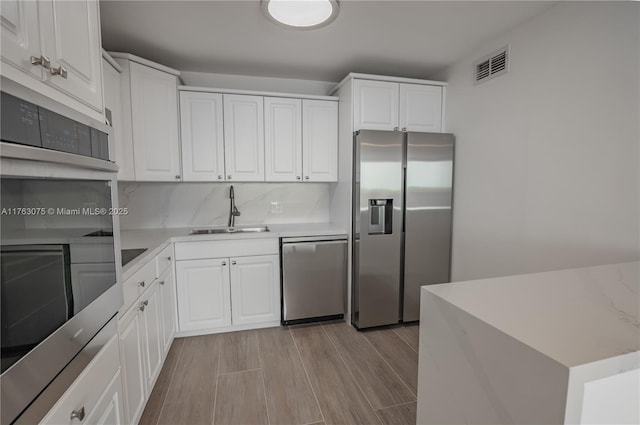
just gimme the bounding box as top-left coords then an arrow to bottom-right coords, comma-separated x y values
1,81 -> 122,424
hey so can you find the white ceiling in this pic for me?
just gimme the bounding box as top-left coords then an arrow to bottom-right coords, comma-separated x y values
100,0 -> 554,82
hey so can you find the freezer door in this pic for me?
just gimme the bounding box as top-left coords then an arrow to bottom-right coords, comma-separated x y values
282,240 -> 347,322
403,132 -> 454,322
353,130 -> 404,328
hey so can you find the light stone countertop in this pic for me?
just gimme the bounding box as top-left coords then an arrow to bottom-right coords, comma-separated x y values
418,261 -> 640,424
120,222 -> 347,281
1,228 -> 114,245
425,261 -> 640,368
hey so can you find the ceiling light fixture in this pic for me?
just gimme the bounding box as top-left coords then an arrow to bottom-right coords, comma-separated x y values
262,0 -> 339,30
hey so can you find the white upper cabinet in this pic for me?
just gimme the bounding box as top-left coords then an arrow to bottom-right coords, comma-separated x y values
354,79 -> 399,131
0,0 -> 104,118
180,91 -> 225,181
0,0 -> 41,79
128,61 -> 181,181
399,83 -> 442,132
223,94 -> 265,181
353,79 -> 443,133
302,99 -> 338,182
264,97 -> 302,182
178,88 -> 337,183
102,56 -> 123,165
38,0 -> 103,111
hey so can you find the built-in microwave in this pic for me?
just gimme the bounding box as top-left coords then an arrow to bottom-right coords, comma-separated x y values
0,82 -> 122,424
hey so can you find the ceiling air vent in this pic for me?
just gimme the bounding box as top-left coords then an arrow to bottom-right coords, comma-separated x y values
474,45 -> 509,85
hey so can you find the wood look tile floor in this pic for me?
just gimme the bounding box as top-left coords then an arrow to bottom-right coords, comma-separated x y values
140,322 -> 420,425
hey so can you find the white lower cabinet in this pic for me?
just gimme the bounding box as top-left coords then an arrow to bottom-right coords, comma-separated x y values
83,371 -> 125,425
230,255 -> 280,326
175,239 -> 280,334
40,333 -> 123,425
140,282 -> 163,391
118,299 -> 147,425
118,246 -> 176,425
176,258 -> 232,332
158,267 -> 176,354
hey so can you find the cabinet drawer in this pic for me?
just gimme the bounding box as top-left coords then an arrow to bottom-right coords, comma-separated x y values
175,238 -> 278,261
155,244 -> 173,277
39,334 -> 120,425
122,259 -> 156,313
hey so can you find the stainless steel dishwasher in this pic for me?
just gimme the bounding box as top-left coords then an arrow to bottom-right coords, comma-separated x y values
281,235 -> 347,325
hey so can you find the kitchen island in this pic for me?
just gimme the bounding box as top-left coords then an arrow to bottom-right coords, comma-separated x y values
417,261 -> 639,424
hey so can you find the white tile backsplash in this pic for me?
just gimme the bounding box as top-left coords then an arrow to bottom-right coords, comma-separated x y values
118,182 -> 330,229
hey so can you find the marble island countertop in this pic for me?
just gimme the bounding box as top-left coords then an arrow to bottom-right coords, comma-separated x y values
120,222 -> 347,280
417,261 -> 640,425
425,261 -> 639,368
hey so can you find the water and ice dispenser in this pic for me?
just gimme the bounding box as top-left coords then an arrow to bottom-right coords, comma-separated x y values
368,199 -> 393,235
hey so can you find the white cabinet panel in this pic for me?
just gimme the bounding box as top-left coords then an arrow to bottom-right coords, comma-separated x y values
83,371 -> 124,425
129,61 -> 181,181
102,58 -> 122,163
0,0 -> 41,78
155,243 -> 174,278
176,258 -> 231,332
302,99 -> 338,182
39,333 -> 121,425
354,79 -> 399,131
230,255 -> 280,326
223,94 -> 264,181
38,0 -> 103,111
158,268 -> 176,354
118,307 -> 146,425
180,91 -> 225,181
174,238 -> 278,261
264,97 -> 302,182
140,282 -> 163,390
399,84 -> 442,132
69,263 -> 116,315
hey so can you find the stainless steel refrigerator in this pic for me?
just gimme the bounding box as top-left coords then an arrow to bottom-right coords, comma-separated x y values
352,130 -> 454,329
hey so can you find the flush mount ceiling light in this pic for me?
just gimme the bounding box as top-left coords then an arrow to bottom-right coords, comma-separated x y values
262,0 -> 339,30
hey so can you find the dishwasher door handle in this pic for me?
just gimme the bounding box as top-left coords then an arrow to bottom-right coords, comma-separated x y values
284,240 -> 347,248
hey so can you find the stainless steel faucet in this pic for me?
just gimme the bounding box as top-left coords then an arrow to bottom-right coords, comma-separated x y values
228,185 -> 240,227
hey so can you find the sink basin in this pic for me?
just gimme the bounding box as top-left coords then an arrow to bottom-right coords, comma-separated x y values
189,226 -> 270,235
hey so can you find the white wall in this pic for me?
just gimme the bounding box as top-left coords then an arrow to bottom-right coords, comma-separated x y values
118,182 -> 329,229
180,71 -> 335,95
435,2 -> 640,281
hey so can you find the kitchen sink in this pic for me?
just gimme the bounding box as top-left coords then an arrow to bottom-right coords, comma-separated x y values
189,226 -> 270,235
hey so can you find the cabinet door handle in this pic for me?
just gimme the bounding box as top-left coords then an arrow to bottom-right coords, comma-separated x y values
304,176 -> 310,180
143,300 -> 149,306
217,175 -> 223,180
402,127 -> 407,131
231,260 -> 237,265
175,175 -> 181,180
296,176 -> 301,180
138,303 -> 145,312
31,55 -> 50,69
49,64 -> 68,79
159,280 -> 165,285
227,175 -> 232,180
70,406 -> 85,421
167,256 -> 172,261
138,281 -> 145,288
221,261 -> 226,266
